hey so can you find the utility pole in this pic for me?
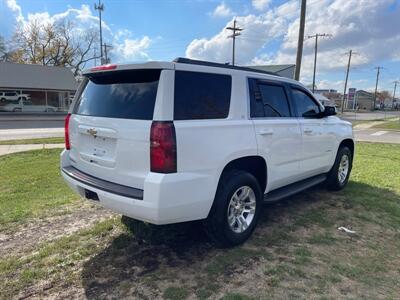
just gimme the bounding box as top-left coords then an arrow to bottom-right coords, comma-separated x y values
94,0 -> 104,64
373,66 -> 382,110
103,43 -> 113,64
341,50 -> 354,113
308,33 -> 331,93
226,19 -> 243,66
295,0 -> 306,81
392,80 -> 399,109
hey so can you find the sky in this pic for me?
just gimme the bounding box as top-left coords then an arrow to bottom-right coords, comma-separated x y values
0,0 -> 399,94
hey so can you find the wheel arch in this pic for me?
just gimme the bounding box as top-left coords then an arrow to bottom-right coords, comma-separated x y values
338,138 -> 355,157
218,155 -> 268,194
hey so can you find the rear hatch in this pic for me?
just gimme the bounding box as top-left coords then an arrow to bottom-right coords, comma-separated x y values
68,68 -> 161,189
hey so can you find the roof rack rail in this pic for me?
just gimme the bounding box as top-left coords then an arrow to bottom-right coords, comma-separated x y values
173,57 -> 279,76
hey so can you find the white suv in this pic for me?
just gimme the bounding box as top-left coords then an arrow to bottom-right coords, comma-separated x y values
61,58 -> 354,246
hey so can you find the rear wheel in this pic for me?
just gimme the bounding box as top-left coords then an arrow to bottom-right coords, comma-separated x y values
204,170 -> 262,247
13,108 -> 22,112
326,146 -> 352,191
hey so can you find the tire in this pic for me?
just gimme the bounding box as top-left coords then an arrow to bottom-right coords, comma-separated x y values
13,108 -> 22,112
204,170 -> 263,247
326,146 -> 353,191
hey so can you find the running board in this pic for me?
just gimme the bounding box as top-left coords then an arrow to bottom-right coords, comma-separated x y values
264,174 -> 327,203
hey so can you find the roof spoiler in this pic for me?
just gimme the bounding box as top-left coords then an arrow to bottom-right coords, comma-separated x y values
173,57 -> 279,77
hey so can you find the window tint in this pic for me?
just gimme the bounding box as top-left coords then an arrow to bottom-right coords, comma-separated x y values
257,83 -> 290,117
292,89 -> 320,117
75,69 -> 160,120
174,71 -> 231,120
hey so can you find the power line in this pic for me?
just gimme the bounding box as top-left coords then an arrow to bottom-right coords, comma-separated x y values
103,43 -> 113,64
341,50 -> 358,112
295,0 -> 306,81
307,33 -> 332,92
373,66 -> 383,110
226,19 -> 243,66
392,80 -> 399,108
94,0 -> 104,64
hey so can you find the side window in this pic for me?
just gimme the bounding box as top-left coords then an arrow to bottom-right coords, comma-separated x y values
292,89 -> 320,117
174,71 -> 231,120
249,79 -> 291,118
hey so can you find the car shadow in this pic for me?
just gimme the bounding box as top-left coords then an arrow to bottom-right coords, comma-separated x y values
81,181 -> 396,298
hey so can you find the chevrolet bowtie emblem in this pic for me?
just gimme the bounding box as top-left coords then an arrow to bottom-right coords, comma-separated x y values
87,128 -> 97,136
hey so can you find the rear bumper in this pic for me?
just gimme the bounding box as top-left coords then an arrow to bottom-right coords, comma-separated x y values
62,166 -> 143,200
60,150 -> 217,225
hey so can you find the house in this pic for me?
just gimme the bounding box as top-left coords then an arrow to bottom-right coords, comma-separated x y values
0,62 -> 78,112
354,90 -> 374,110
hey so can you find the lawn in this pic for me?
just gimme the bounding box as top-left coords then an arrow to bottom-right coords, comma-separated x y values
0,137 -> 64,145
372,118 -> 400,130
0,143 -> 399,299
0,149 -> 76,232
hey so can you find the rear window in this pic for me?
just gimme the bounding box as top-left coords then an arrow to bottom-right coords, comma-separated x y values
75,69 -> 161,120
174,71 -> 231,120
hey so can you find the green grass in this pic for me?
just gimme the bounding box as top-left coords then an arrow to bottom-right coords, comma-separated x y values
372,118 -> 400,130
163,286 -> 189,300
0,218 -> 120,298
0,143 -> 399,298
0,149 -> 76,231
0,137 -> 64,145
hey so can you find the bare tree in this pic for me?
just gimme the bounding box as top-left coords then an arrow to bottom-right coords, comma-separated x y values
9,18 -> 101,76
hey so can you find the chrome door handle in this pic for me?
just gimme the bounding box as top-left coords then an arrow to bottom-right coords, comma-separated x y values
258,129 -> 273,136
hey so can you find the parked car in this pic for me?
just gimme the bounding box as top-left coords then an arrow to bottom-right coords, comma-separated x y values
61,58 -> 354,247
0,91 -> 31,102
2,99 -> 57,112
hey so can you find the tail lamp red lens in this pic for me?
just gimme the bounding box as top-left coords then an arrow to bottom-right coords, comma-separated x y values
65,113 -> 71,150
150,121 -> 177,173
90,64 -> 117,72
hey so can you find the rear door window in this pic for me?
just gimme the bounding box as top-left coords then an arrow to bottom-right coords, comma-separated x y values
75,69 -> 161,120
174,71 -> 231,120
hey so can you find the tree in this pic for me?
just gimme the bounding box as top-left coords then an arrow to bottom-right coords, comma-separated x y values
0,35 -> 7,61
9,19 -> 100,76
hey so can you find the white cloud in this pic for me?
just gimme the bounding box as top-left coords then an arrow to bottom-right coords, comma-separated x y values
4,0 -> 153,63
252,0 -> 271,11
6,0 -> 23,22
113,36 -> 152,61
186,4 -> 295,64
186,0 -> 400,83
210,2 -> 234,18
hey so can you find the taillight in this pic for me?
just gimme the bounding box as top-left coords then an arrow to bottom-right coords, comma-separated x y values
90,64 -> 117,71
150,121 -> 177,173
65,113 -> 71,150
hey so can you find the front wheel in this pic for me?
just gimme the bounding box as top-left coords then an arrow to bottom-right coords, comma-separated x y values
326,146 -> 353,191
204,170 -> 262,247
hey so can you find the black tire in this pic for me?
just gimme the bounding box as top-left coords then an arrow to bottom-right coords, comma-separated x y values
326,146 -> 353,191
13,108 -> 22,112
203,170 -> 262,247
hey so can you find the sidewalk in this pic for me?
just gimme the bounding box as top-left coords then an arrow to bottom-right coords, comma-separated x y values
0,143 -> 64,156
0,128 -> 63,141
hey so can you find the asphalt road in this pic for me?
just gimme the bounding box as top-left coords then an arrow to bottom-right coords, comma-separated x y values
340,110 -> 400,121
0,113 -> 65,129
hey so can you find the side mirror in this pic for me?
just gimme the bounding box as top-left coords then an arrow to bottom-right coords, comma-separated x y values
323,105 -> 337,117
